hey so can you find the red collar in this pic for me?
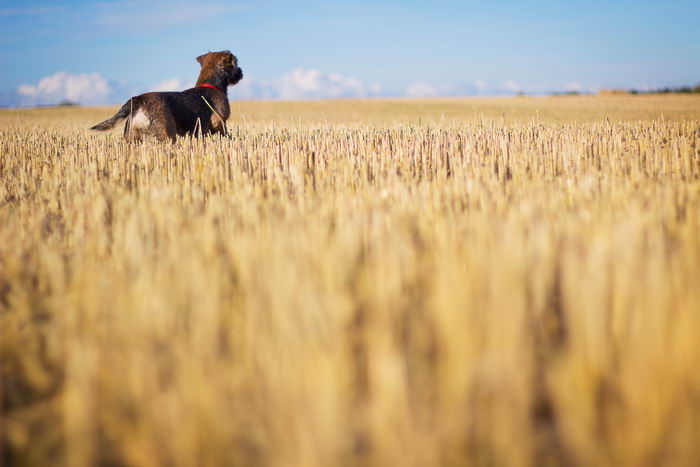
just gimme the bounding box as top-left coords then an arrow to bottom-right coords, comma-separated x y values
197,83 -> 225,92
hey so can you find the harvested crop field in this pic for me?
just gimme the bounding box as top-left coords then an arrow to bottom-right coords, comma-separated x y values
1,95 -> 700,466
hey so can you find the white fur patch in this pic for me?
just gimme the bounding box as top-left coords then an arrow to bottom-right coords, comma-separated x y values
131,109 -> 150,129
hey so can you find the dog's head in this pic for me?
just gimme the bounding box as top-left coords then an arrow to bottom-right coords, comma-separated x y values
196,51 -> 243,86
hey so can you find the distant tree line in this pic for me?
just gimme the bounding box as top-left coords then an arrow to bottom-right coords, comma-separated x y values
629,83 -> 700,94
551,91 -> 588,96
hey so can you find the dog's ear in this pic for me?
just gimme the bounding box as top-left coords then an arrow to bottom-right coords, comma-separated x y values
196,53 -> 209,65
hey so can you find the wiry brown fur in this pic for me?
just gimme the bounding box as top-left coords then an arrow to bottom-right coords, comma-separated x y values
90,51 -> 243,142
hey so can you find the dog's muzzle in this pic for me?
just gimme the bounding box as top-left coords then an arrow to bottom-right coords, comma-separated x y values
231,68 -> 243,85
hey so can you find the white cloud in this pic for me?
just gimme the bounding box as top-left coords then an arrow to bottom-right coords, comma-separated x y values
503,80 -> 521,93
230,69 -> 383,100
150,78 -> 194,92
404,80 -> 522,97
278,69 -> 383,100
631,83 -> 655,92
368,83 -> 383,95
229,78 -> 277,100
10,72 -> 143,107
402,80 -> 535,97
405,81 -> 438,98
17,72 -> 111,106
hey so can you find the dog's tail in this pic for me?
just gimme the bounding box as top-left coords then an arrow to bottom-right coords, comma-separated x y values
90,100 -> 133,131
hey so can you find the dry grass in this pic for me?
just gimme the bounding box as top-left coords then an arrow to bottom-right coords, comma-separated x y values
1,96 -> 700,467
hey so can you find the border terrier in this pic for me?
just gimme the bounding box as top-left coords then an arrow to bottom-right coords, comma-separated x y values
90,51 -> 243,142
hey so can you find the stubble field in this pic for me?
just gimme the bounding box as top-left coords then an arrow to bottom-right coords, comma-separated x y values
1,96 -> 700,466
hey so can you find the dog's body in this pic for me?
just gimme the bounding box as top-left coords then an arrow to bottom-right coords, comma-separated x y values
91,51 -> 242,142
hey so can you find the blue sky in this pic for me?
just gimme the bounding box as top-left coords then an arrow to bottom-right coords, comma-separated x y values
1,0 -> 699,105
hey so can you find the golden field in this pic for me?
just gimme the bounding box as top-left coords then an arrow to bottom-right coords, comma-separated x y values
1,95 -> 700,467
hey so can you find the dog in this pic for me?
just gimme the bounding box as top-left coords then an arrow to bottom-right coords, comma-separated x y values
90,51 -> 243,142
